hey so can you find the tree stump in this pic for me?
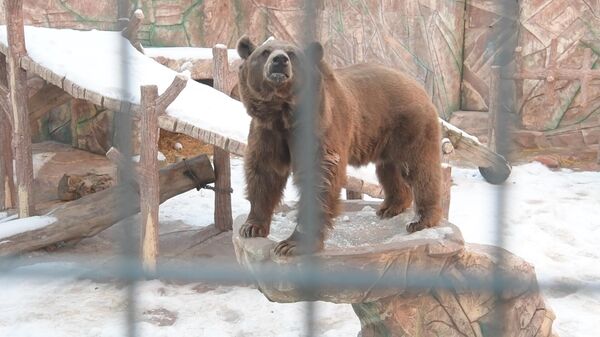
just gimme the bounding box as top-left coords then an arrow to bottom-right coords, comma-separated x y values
232,201 -> 557,337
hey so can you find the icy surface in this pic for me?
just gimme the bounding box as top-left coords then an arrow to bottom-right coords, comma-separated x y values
0,216 -> 56,241
0,161 -> 599,336
268,206 -> 452,249
0,26 -> 251,145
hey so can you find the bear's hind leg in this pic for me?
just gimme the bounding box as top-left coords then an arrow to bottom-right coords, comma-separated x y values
375,162 -> 413,219
405,157 -> 442,233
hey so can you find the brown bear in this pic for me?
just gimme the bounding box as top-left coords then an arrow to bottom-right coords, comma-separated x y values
236,36 -> 442,256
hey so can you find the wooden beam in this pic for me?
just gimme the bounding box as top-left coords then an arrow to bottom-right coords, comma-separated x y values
5,0 -> 34,217
139,84 -> 160,273
0,154 -> 215,256
212,45 -> 233,231
156,74 -> 187,112
0,55 -> 15,211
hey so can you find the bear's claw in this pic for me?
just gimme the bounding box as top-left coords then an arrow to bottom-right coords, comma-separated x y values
376,204 -> 408,219
239,223 -> 267,238
406,220 -> 434,233
273,239 -> 297,256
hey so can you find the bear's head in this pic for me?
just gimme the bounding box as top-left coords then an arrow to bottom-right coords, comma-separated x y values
236,36 -> 324,105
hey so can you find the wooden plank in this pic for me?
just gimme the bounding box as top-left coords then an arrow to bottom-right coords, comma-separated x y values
139,84 -> 160,273
212,44 -> 233,231
5,0 -> 34,217
83,88 -> 104,107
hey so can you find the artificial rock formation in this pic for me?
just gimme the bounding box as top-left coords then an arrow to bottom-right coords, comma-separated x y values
232,201 -> 557,337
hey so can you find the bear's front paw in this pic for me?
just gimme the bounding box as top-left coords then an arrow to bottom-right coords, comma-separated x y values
273,239 -> 299,256
239,222 -> 268,238
406,220 -> 436,233
376,203 -> 408,219
273,235 -> 324,257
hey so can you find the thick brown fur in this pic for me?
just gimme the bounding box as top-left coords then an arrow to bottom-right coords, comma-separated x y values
236,36 -> 442,256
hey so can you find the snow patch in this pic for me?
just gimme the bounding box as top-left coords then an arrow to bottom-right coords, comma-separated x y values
0,216 -> 57,241
0,26 -> 251,145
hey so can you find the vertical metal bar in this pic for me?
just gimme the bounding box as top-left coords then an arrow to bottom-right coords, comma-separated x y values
490,1 -> 518,336
297,1 -> 319,336
117,2 -> 138,337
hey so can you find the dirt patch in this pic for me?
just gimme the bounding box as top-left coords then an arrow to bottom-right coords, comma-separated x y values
158,129 -> 213,163
510,147 -> 600,171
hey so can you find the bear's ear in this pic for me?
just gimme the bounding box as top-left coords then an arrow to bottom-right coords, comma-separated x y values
237,35 -> 256,60
304,41 -> 324,63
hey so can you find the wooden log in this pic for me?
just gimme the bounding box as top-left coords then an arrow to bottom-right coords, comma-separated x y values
0,154 -> 215,256
57,173 -> 114,201
212,45 -> 233,231
440,118 -> 509,170
0,55 -> 15,211
5,0 -> 34,217
156,74 -> 187,112
139,84 -> 160,272
122,9 -> 144,53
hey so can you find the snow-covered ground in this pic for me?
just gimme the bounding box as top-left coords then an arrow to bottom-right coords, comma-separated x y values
1,160 -> 599,336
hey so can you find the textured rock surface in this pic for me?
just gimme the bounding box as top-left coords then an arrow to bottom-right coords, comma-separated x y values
232,201 -> 557,337
462,0 -> 600,133
0,0 -> 464,118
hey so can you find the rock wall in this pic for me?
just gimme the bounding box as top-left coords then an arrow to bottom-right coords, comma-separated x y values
1,0 -> 464,118
461,0 -> 600,152
2,0 -> 598,154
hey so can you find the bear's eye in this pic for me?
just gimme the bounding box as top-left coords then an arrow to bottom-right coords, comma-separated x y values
287,51 -> 296,59
261,49 -> 271,57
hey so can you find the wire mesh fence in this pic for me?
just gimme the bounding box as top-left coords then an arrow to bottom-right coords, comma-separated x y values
0,1 -> 597,336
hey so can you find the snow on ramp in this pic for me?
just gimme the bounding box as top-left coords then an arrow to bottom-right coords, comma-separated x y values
0,26 -> 251,145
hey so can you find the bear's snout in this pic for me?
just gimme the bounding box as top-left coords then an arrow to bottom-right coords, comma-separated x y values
265,50 -> 292,85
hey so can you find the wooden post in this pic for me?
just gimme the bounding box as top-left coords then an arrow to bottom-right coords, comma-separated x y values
70,99 -> 88,148
5,0 -> 34,217
212,45 -> 233,231
346,190 -> 363,200
487,66 -> 501,152
122,9 -> 145,53
0,55 -> 16,211
138,74 -> 187,273
139,84 -> 160,273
